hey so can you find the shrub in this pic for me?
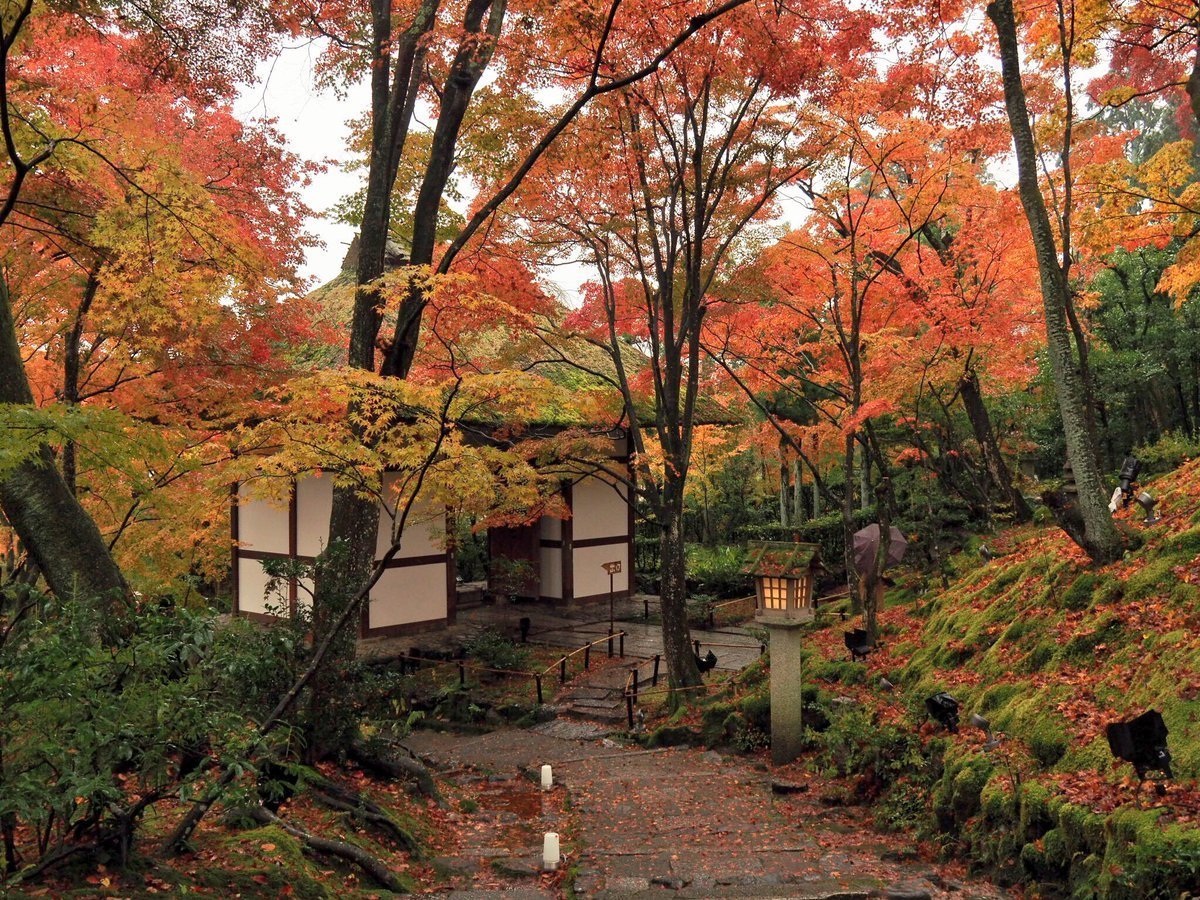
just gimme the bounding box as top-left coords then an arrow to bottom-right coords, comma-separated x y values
461,628 -> 530,672
685,544 -> 750,598
1133,430 -> 1200,473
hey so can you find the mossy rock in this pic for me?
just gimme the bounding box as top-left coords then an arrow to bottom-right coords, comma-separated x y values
1018,782 -> 1054,841
646,724 -> 702,748
1058,615 -> 1125,663
739,693 -> 771,731
1099,810 -> 1200,899
1056,802 -> 1105,858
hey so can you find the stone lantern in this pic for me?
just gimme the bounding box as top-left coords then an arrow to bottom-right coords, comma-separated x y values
746,541 -> 819,624
743,541 -> 820,764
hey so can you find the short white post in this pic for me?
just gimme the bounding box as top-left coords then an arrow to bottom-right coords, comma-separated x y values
542,832 -> 560,871
540,764 -> 553,791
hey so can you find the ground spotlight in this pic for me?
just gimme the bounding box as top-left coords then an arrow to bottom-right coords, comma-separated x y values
844,628 -> 870,662
879,677 -> 894,692
925,692 -> 960,732
1135,492 -> 1161,525
969,713 -> 1001,751
1107,710 -> 1172,781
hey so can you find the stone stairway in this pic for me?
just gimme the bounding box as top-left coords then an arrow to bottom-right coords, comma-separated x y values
555,659 -> 655,723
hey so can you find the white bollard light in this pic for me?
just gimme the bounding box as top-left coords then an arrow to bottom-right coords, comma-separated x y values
540,764 -> 553,791
543,832 -> 560,871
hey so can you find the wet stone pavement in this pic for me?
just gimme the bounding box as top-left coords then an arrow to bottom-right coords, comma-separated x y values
403,723 -> 1010,899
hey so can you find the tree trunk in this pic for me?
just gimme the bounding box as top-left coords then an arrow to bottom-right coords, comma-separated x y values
0,278 -> 128,610
792,459 -> 804,524
778,440 -> 790,527
987,0 -> 1122,563
659,478 -> 700,691
960,370 -> 1032,522
842,433 -> 861,613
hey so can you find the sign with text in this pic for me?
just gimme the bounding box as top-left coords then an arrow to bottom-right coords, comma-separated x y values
601,560 -> 622,575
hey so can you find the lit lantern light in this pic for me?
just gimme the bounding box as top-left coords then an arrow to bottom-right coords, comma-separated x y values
742,541 -> 821,624
543,832 -> 561,871
540,764 -> 553,791
741,541 -> 821,766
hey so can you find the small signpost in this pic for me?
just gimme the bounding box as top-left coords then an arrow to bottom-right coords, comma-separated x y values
602,560 -> 622,656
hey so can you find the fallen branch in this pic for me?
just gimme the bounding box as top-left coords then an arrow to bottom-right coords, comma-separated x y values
349,740 -> 445,807
309,779 -> 419,851
240,805 -> 409,894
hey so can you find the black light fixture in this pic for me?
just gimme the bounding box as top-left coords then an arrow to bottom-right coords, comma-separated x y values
925,692 -> 960,732
1118,455 -> 1141,500
969,712 -> 1001,751
844,628 -> 871,662
1107,710 -> 1172,781
695,649 -> 718,673
980,544 -> 996,562
519,616 -> 532,643
1135,492 -> 1161,525
879,677 -> 894,692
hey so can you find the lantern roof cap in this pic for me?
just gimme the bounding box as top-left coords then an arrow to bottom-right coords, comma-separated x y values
743,541 -> 821,577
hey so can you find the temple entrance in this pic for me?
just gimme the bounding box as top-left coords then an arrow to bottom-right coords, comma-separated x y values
487,522 -> 541,600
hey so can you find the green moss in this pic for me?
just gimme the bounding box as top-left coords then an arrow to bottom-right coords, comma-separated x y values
1060,572 -> 1099,611
1166,525 -> 1200,556
202,825 -> 332,898
1058,615 -> 1125,662
646,724 -> 701,748
1124,559 -> 1179,601
739,693 -> 771,731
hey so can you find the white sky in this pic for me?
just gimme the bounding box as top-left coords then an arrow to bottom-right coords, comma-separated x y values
235,45 -> 369,288
233,42 -> 812,301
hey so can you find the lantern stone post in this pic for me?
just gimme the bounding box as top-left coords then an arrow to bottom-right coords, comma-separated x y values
743,542 -> 820,766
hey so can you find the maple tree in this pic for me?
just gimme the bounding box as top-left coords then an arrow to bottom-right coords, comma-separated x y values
0,4 -> 319,603
511,0 -> 871,686
284,0 -> 765,732
987,0 -> 1125,562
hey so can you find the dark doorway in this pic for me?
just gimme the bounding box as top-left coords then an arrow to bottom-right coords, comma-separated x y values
488,522 -> 541,600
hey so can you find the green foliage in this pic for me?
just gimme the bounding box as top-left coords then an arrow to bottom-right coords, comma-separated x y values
461,627 -> 531,672
0,591 -> 266,875
1133,430 -> 1200,474
685,544 -> 750,598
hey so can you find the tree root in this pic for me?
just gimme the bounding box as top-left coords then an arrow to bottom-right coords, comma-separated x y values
308,779 -> 419,851
240,805 -> 408,894
349,741 -> 445,807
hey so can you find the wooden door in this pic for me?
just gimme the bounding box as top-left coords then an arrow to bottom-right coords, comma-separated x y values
488,523 -> 541,599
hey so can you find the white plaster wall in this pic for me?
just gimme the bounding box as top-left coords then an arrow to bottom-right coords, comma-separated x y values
573,543 -> 630,598
295,475 -> 333,557
540,514 -> 562,541
237,558 -> 290,616
539,546 -> 563,599
376,477 -> 443,559
370,564 -> 448,627
296,576 -> 314,613
237,485 -> 288,554
572,475 -> 628,541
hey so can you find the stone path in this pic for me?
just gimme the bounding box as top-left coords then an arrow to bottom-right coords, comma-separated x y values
404,725 -> 1010,899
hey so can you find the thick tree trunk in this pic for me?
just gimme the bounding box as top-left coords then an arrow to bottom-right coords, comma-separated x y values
987,0 -> 1123,563
960,370 -> 1032,523
0,278 -> 128,609
659,478 -> 700,691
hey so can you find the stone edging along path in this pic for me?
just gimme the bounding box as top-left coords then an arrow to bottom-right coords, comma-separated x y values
402,722 -> 1011,899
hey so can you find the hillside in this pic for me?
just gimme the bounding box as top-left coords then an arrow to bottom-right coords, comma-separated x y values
761,458 -> 1200,897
